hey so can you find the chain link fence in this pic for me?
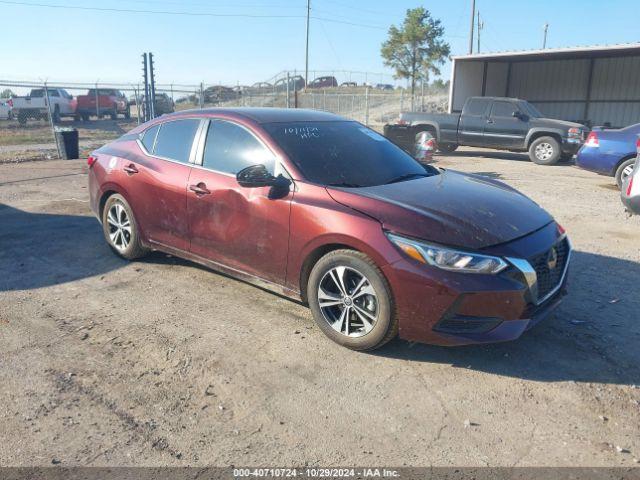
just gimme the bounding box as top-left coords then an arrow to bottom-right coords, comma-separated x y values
0,74 -> 448,163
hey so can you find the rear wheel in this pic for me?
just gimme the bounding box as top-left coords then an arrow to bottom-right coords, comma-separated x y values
102,194 -> 148,260
110,104 -> 118,120
307,250 -> 397,351
18,112 -> 27,126
615,158 -> 636,189
529,136 -> 561,165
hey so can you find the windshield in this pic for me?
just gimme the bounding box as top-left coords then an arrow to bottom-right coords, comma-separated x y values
263,121 -> 438,187
518,101 -> 544,118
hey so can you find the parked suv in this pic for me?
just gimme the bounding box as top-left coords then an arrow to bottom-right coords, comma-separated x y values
88,108 -> 570,351
308,76 -> 338,88
385,96 -> 587,165
141,93 -> 175,116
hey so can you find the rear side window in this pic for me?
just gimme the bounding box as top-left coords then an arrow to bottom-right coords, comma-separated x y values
153,119 -> 201,163
202,120 -> 275,175
141,124 -> 159,152
464,98 -> 489,116
491,101 -> 515,118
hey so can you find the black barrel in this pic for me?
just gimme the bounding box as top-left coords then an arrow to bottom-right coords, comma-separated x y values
54,127 -> 79,160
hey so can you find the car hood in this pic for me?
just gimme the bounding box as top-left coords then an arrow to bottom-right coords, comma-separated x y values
532,117 -> 585,130
326,170 -> 553,249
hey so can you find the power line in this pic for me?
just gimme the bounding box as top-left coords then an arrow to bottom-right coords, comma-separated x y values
0,0 -> 390,29
0,0 -> 305,18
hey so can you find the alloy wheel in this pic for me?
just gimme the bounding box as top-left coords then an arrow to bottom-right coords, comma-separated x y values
106,203 -> 132,251
622,163 -> 635,182
535,142 -> 554,161
317,266 -> 378,338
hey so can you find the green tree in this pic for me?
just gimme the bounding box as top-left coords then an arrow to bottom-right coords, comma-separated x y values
381,7 -> 450,98
0,88 -> 15,98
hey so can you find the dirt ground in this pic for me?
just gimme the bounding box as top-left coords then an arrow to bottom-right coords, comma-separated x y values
1,148 -> 639,467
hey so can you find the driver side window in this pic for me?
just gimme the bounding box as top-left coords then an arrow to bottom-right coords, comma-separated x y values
202,120 -> 275,175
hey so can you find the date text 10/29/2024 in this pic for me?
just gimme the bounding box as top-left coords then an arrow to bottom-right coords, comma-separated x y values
233,468 -> 400,478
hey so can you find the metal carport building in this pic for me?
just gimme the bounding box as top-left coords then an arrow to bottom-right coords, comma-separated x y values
448,43 -> 640,128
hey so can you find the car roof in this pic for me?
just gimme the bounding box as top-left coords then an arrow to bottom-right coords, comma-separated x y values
168,107 -> 346,124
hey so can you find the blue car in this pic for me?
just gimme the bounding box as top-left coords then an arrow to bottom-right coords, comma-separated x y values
576,123 -> 639,188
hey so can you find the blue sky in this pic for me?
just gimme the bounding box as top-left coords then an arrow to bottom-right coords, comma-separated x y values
1,0 -> 638,87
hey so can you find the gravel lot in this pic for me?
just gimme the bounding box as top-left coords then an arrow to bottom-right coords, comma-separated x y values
1,148 -> 639,467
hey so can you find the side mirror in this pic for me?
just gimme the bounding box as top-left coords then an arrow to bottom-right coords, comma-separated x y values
236,164 -> 277,188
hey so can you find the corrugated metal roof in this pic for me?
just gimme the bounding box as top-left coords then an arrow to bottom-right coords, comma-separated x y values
452,42 -> 640,61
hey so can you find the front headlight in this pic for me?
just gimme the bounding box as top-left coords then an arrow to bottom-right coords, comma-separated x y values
386,232 -> 508,274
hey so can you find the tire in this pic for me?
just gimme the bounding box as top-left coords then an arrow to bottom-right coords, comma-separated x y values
110,104 -> 117,120
18,113 -> 27,126
52,106 -> 61,123
102,194 -> 148,260
124,106 -> 131,119
307,249 -> 397,351
529,136 -> 561,165
615,158 -> 636,189
437,143 -> 458,153
81,112 -> 90,122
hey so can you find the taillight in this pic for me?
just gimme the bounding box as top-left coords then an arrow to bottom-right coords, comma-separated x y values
636,137 -> 640,154
396,117 -> 408,126
585,131 -> 599,147
557,222 -> 566,235
87,156 -> 98,168
627,177 -> 634,196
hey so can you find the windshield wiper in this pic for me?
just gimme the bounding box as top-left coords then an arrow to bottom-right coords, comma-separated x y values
326,182 -> 363,188
385,172 -> 431,185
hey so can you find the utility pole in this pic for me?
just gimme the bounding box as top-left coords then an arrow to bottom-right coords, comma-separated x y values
468,0 -> 475,54
304,0 -> 310,90
149,52 -> 157,119
477,11 -> 484,53
142,53 -> 149,121
542,23 -> 549,49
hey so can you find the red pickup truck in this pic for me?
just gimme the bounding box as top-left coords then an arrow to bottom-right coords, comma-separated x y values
77,89 -> 130,121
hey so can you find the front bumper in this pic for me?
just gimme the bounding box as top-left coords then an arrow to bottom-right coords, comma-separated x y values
382,222 -> 570,346
561,138 -> 583,156
383,124 -> 415,154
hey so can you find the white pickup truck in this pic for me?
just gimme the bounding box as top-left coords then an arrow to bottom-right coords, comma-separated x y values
12,88 -> 77,125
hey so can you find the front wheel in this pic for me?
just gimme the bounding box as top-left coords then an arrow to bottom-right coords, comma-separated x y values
102,194 -> 148,260
615,158 -> 636,189
307,250 -> 397,351
438,143 -> 458,153
529,136 -> 561,165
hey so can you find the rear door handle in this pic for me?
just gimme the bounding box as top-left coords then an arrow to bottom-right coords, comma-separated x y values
189,183 -> 211,196
123,164 -> 138,175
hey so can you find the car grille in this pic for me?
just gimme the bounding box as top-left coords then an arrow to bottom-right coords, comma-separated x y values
529,237 -> 570,302
434,315 -> 502,335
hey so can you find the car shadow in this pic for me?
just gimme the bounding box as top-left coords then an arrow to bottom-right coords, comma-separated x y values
0,204 -> 126,291
441,149 -> 576,166
374,250 -> 640,386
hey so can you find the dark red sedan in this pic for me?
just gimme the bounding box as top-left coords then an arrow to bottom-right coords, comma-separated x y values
88,108 -> 571,351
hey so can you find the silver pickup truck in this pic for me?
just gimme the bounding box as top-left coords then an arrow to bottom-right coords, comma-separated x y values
12,88 -> 77,125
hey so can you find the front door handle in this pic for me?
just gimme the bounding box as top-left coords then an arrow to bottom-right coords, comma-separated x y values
486,119 -> 495,124
123,164 -> 139,175
189,183 -> 211,196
